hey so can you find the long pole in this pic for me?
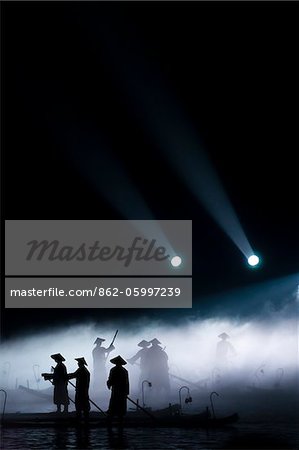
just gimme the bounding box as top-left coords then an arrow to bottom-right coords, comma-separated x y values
209,391 -> 219,419
44,378 -> 75,404
105,330 -> 118,362
68,380 -> 107,416
110,330 -> 119,347
127,396 -> 156,421
132,361 -> 203,390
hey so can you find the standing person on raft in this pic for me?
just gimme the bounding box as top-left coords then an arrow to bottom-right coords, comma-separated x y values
68,357 -> 90,421
106,355 -> 129,425
42,353 -> 69,413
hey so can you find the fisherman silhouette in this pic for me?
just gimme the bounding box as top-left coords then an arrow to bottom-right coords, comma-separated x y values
146,338 -> 170,398
216,333 -> 236,369
68,357 -> 90,421
92,337 -> 115,391
127,340 -> 150,389
107,355 -> 129,427
41,353 -> 69,413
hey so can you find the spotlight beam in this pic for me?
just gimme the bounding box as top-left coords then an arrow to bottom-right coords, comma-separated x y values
64,128 -> 179,261
167,140 -> 254,260
79,16 -> 256,263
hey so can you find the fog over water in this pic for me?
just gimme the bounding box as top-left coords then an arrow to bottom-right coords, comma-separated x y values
1,286 -> 298,414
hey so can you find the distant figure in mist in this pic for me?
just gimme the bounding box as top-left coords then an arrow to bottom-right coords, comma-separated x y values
68,357 -> 90,420
41,353 -> 69,413
127,340 -> 151,388
107,356 -> 129,426
92,337 -> 115,390
146,338 -> 170,397
216,333 -> 236,368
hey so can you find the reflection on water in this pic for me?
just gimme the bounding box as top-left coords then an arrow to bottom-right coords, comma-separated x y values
1,423 -> 297,450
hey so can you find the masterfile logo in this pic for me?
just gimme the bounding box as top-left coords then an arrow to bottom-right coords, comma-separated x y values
26,237 -> 170,267
5,220 -> 192,276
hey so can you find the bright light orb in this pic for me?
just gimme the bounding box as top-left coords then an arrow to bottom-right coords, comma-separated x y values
171,256 -> 182,267
247,254 -> 260,267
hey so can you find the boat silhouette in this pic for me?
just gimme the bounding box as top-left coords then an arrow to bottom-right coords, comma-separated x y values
2,406 -> 239,429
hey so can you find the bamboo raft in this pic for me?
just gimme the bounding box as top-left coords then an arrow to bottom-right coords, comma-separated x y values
1,410 -> 239,429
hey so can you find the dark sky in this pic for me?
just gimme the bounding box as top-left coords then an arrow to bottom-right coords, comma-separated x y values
1,1 -> 298,338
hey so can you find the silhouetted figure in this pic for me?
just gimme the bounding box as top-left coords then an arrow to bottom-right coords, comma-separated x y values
216,333 -> 236,368
107,355 -> 129,426
68,357 -> 90,421
42,353 -> 69,413
92,337 -> 115,391
127,340 -> 150,389
146,338 -> 170,397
